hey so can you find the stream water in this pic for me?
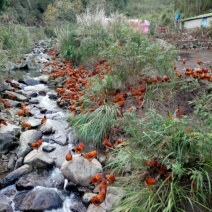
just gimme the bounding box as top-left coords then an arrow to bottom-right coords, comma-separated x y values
0,40 -> 87,212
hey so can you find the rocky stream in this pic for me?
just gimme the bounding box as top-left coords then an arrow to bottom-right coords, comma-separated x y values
0,40 -> 122,212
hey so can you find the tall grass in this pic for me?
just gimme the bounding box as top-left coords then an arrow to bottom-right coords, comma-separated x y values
69,104 -> 119,145
107,111 -> 212,211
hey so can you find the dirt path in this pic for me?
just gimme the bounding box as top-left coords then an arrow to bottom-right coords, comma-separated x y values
176,49 -> 212,72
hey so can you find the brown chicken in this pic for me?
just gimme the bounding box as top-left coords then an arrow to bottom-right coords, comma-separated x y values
0,118 -> 8,127
28,139 -> 42,150
99,178 -> 108,191
90,173 -> 103,186
89,188 -> 107,206
41,116 -> 47,125
144,177 -> 157,187
177,105 -> 183,118
21,121 -> 32,130
82,150 -> 97,162
197,59 -> 203,66
105,173 -> 115,185
65,152 -> 73,161
72,142 -> 85,154
104,137 -> 112,148
17,109 -> 24,116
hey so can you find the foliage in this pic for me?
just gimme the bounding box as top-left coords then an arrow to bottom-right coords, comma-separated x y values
108,110 -> 212,211
69,104 -> 119,145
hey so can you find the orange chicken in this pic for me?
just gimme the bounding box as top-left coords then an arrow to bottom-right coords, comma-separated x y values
144,177 -> 157,186
65,152 -> 73,161
89,188 -> 107,206
41,116 -> 47,125
21,122 -> 32,130
90,173 -> 103,186
105,173 -> 115,185
82,150 -> 97,162
28,139 -> 42,150
104,137 -> 112,148
0,118 -> 8,127
72,142 -> 85,154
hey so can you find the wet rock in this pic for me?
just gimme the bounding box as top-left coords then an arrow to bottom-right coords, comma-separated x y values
29,99 -> 39,104
0,203 -> 13,212
5,91 -> 28,101
16,168 -> 64,190
16,130 -> 42,158
35,74 -> 49,83
29,92 -> 38,98
52,130 -> 68,146
40,108 -> 47,113
0,159 -> 8,173
0,132 -> 18,155
14,157 -> 24,170
48,93 -> 58,100
69,198 -> 87,212
23,84 -> 48,93
4,99 -> 21,107
38,90 -> 47,96
24,150 -> 55,168
46,143 -> 69,167
7,153 -> 17,170
65,181 -> 78,192
0,123 -> 21,136
42,145 -> 56,153
61,154 -> 103,186
20,78 -> 39,86
20,117 -> 40,128
14,187 -> 63,211
0,164 -> 32,189
40,122 -> 53,134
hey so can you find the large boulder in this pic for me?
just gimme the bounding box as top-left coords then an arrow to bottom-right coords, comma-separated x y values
5,91 -> 28,101
16,130 -> 42,158
24,150 -> 55,168
61,154 -> 102,186
14,187 -> 63,211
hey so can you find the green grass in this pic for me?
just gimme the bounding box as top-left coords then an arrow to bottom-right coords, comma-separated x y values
69,104 -> 119,145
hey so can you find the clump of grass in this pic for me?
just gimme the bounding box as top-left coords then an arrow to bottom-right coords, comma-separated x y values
69,104 -> 119,145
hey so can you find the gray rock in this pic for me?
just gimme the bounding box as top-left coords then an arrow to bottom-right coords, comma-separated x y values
20,117 -> 40,128
7,153 -> 17,170
61,154 -> 103,186
40,122 -> 53,134
24,150 -> 55,168
0,203 -> 13,212
4,99 -> 21,107
0,164 -> 32,188
46,143 -> 69,167
16,130 -> 42,158
86,187 -> 124,212
16,168 -> 64,190
35,74 -> 49,83
42,145 -> 56,153
14,187 -> 63,211
52,130 -> 68,146
5,91 -> 28,101
0,132 -> 18,155
0,123 -> 21,136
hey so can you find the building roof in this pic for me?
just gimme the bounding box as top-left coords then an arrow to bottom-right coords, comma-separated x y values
181,13 -> 212,22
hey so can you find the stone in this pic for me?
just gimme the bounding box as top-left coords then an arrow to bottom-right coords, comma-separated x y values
20,117 -> 40,128
86,187 -> 124,212
0,203 -> 13,212
0,122 -> 21,137
24,150 -> 55,168
16,130 -> 42,158
51,130 -> 68,146
5,91 -> 28,101
0,132 -> 18,155
16,168 -> 64,190
40,122 -> 53,134
7,153 -> 17,170
42,145 -> 56,153
0,164 -> 32,189
61,154 -> 103,186
14,187 -> 63,211
35,74 -> 49,83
